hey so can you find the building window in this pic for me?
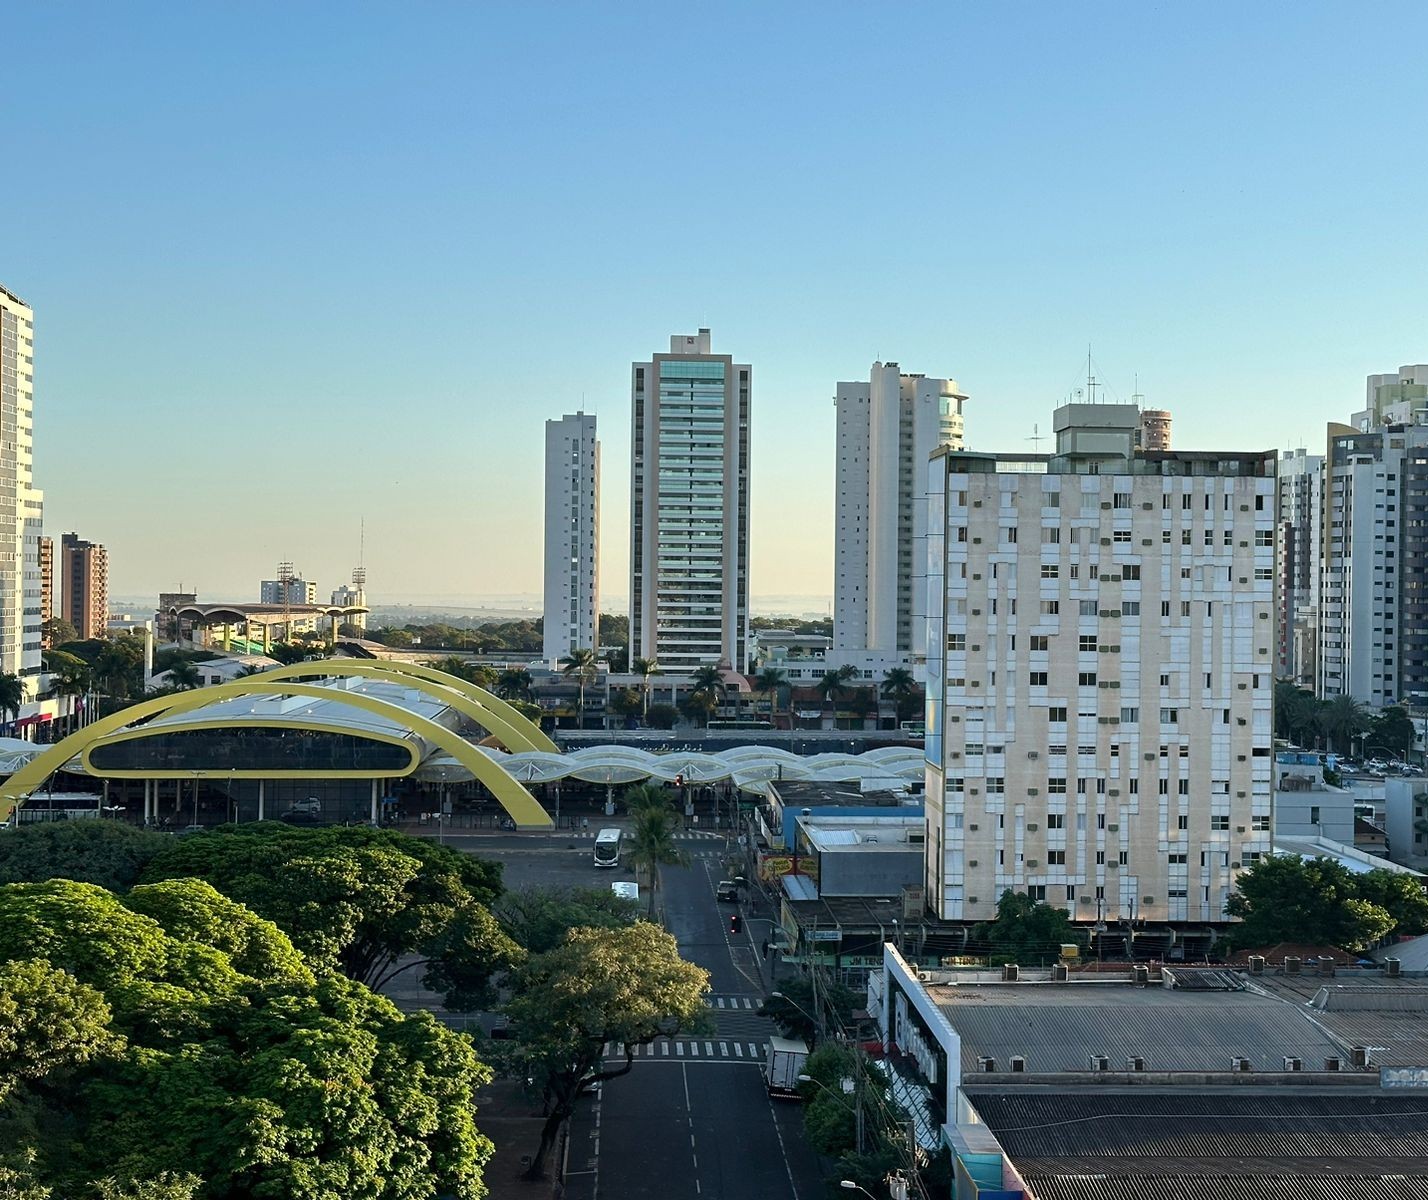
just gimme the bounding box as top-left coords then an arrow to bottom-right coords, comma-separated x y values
1079,635 -> 1098,652
1122,564 -> 1141,580
986,777 -> 1005,794
1047,813 -> 1065,828
1047,778 -> 1067,793
1041,564 -> 1059,579
1047,850 -> 1067,865
1078,672 -> 1098,686
1048,707 -> 1068,723
1029,671 -> 1048,686
1160,708 -> 1178,724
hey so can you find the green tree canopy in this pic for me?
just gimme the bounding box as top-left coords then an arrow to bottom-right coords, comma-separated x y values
971,890 -> 1086,966
493,886 -> 639,955
503,922 -> 709,1177
1367,705 -> 1418,758
140,824 -> 516,1008
1224,855 -> 1397,951
0,823 -> 171,892
624,805 -> 687,916
760,975 -> 861,1044
0,880 -> 494,1200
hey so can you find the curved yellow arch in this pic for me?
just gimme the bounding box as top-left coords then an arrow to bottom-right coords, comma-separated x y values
0,680 -> 553,828
249,659 -> 556,753
368,658 -> 560,753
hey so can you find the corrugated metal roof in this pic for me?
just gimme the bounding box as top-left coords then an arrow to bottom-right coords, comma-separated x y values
969,1091 -> 1428,1200
943,986 -> 1344,1072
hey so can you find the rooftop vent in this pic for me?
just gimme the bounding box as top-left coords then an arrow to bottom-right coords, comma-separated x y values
1010,1056 -> 1026,1073
1126,1055 -> 1146,1072
1002,964 -> 1020,982
1231,1057 -> 1253,1072
1387,957 -> 1402,978
1318,958 -> 1336,978
1325,1056 -> 1342,1072
1283,1057 -> 1303,1072
1284,955 -> 1302,975
1091,1055 -> 1110,1072
1352,1046 -> 1370,1068
978,1056 -> 996,1072
1133,965 -> 1150,987
1052,963 -> 1070,982
1249,955 -> 1266,975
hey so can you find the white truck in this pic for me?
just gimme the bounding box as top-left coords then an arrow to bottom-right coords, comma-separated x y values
763,1035 -> 810,1098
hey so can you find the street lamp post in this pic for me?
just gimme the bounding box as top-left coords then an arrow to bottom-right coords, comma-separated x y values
839,1182 -> 876,1198
770,989 -> 824,1044
799,1073 -> 864,1154
190,771 -> 203,828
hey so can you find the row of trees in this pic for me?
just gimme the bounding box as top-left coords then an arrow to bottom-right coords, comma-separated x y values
0,821 -> 714,1192
1274,682 -> 1417,758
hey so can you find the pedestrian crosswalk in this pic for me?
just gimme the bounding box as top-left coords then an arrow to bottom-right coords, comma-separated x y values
602,1037 -> 769,1064
705,994 -> 762,1010
571,829 -> 723,841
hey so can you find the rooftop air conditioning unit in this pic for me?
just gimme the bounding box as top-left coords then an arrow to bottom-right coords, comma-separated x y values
1010,1056 -> 1026,1073
916,971 -> 932,983
1053,963 -> 1070,982
1351,1046 -> 1370,1068
1231,1057 -> 1252,1072
1126,1055 -> 1145,1071
1283,1057 -> 1303,1072
1284,955 -> 1302,975
978,1056 -> 996,1072
1319,958 -> 1336,977
1324,1056 -> 1342,1072
1002,964 -> 1020,982
1091,1055 -> 1110,1071
1387,957 -> 1402,978
1248,955 -> 1266,975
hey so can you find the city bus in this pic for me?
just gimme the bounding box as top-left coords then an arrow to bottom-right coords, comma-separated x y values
593,827 -> 623,868
708,719 -> 774,731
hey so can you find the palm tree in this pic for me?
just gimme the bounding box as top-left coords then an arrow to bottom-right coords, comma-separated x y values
754,667 -> 788,726
0,672 -> 24,734
880,667 -> 921,725
625,805 -> 688,918
621,782 -> 671,814
689,664 -> 727,724
559,648 -> 599,727
816,665 -> 858,728
633,657 -> 661,719
496,667 -> 533,702
167,660 -> 203,691
1317,693 -> 1371,756
52,659 -> 91,733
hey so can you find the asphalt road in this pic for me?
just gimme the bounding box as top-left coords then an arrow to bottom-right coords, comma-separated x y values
567,853 -> 825,1200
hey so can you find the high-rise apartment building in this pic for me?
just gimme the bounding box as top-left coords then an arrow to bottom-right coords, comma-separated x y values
924,403 -> 1276,931
0,286 -> 43,692
1276,448 -> 1324,688
38,536 -> 53,645
630,329 -> 750,671
260,577 -> 317,605
543,413 -> 599,663
833,363 -> 966,670
61,532 -> 109,641
1318,366 -> 1428,707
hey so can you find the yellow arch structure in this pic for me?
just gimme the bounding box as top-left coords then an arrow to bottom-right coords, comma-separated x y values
248,659 -> 557,753
0,679 -> 553,828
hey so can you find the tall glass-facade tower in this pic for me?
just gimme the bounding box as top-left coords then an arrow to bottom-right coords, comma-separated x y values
630,329 -> 750,672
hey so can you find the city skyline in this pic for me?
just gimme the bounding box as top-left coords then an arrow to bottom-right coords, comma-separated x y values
7,4 -> 1428,602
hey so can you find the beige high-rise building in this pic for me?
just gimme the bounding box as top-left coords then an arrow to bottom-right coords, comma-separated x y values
0,285 -> 44,693
38,536 -> 53,644
924,403 -> 1276,935
1138,408 -> 1172,451
61,532 -> 109,641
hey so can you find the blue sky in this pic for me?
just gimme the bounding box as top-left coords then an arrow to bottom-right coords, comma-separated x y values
7,2 -> 1428,609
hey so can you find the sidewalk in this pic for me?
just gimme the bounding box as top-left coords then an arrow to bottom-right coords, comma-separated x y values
474,1077 -> 564,1200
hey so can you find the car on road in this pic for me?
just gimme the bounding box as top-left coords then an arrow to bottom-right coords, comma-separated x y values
716,880 -> 739,902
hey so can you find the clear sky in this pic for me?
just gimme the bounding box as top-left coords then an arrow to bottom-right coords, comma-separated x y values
7,2 -> 1428,610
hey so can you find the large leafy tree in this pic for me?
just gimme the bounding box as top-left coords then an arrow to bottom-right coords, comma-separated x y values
1367,705 -> 1418,759
1273,681 -> 1322,746
140,824 -> 518,1007
971,890 -> 1086,966
760,975 -> 861,1044
1224,855 -> 1396,951
493,886 -> 639,956
1316,693 -> 1371,756
503,923 -> 709,1178
495,667 -> 533,701
0,823 -> 171,892
0,879 -> 494,1200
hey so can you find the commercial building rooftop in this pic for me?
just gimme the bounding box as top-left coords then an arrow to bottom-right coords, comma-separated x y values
965,1090 -> 1428,1200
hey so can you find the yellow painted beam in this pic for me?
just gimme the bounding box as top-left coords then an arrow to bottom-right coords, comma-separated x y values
248,658 -> 554,752
0,679 -> 552,828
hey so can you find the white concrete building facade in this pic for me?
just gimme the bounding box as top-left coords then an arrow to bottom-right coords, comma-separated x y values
542,412 -> 600,664
923,406 -> 1277,927
630,330 -> 750,671
259,578 -> 318,605
833,363 -> 965,680
1276,448 -> 1323,687
0,285 -> 44,698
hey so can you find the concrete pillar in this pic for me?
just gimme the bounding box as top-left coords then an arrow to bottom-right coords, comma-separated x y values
370,779 -> 379,824
257,780 -> 265,821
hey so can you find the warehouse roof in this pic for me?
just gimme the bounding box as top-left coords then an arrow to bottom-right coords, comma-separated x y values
967,1090 -> 1428,1200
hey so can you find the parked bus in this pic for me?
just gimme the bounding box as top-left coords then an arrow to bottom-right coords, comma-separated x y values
593,827 -> 623,868
708,719 -> 774,731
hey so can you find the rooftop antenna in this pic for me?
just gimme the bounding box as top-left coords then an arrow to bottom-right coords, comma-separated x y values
1026,422 -> 1046,452
1085,344 -> 1099,404
1131,372 -> 1145,407
353,518 -> 366,589
277,560 -> 294,643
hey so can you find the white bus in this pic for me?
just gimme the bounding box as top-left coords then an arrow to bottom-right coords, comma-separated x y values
611,881 -> 640,902
593,827 -> 623,868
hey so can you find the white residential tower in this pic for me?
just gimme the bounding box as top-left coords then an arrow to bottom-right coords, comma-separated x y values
543,412 -> 600,664
0,285 -> 44,697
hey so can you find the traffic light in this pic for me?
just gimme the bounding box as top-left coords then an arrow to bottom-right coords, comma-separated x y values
675,773 -> 684,788
729,914 -> 743,935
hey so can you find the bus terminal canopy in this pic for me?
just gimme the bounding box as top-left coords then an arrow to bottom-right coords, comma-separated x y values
0,659 -> 556,828
415,743 -> 925,794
